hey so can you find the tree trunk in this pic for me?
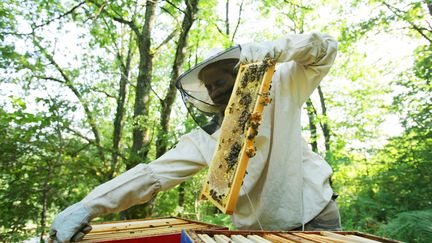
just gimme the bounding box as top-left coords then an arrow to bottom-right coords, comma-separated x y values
129,0 -> 157,169
122,0 -> 158,220
111,36 -> 133,178
156,0 -> 200,158
317,86 -> 331,153
225,0 -> 230,35
39,182 -> 49,242
177,182 -> 185,217
428,2 -> 432,17
306,98 -> 318,152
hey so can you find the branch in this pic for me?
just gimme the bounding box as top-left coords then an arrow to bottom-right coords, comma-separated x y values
0,31 -> 33,37
33,37 -> 107,163
152,28 -> 178,54
32,1 -> 87,30
231,0 -> 244,43
33,38 -> 71,85
102,15 -> 123,59
150,84 -> 163,102
164,0 -> 187,16
410,24 -> 432,43
33,75 -> 65,84
160,6 -> 178,21
426,19 -> 432,31
283,0 -> 312,11
93,87 -> 116,99
64,126 -> 94,143
65,126 -> 128,161
382,2 -> 432,43
87,0 -> 141,36
214,22 -> 225,36
69,143 -> 91,158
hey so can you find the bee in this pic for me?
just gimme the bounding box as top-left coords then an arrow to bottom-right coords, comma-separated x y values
228,106 -> 234,114
239,93 -> 252,108
247,129 -> 258,140
250,112 -> 262,122
246,145 -> 256,158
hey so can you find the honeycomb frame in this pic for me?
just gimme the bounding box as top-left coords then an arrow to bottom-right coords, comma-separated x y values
200,58 -> 276,214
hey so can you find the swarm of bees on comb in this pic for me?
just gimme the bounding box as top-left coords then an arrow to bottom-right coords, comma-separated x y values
201,58 -> 276,214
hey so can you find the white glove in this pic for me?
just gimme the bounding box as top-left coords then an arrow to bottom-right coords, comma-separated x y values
240,42 -> 282,64
49,202 -> 93,242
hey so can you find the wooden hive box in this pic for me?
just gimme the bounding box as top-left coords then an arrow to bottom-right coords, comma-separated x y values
180,229 -> 402,243
80,217 -> 227,243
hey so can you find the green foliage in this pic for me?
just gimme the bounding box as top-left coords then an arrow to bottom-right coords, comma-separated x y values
377,209 -> 432,242
0,97 -> 98,241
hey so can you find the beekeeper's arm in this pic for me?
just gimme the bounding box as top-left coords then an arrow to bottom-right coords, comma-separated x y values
49,129 -> 209,242
240,32 -> 338,104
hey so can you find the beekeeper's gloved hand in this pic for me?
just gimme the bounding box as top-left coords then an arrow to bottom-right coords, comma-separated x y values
49,202 -> 93,242
240,42 -> 282,64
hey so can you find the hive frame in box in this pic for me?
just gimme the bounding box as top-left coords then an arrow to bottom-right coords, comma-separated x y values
80,217 -> 227,243
181,229 -> 402,243
200,59 -> 276,214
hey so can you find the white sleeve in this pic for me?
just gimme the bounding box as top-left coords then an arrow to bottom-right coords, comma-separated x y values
267,32 -> 338,105
80,129 -> 210,217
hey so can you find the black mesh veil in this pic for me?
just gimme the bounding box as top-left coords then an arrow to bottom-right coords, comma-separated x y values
176,46 -> 240,134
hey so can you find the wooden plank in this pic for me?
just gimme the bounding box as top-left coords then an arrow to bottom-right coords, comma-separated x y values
88,218 -> 187,233
292,232 -> 336,243
346,235 -> 382,243
214,234 -> 232,243
263,233 -> 297,243
278,233 -> 317,242
247,234 -> 272,243
85,222 -> 190,238
201,59 -> 276,214
199,234 -> 217,243
320,231 -> 367,243
81,223 -> 211,242
231,234 -> 254,243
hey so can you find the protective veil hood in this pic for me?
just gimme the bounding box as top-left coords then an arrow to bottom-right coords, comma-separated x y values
176,46 -> 240,134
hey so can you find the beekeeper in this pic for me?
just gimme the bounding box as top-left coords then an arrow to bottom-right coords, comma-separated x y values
50,32 -> 340,242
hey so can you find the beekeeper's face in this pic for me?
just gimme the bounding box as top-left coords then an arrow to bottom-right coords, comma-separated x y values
199,59 -> 238,111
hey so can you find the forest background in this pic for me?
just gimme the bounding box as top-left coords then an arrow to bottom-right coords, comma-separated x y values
0,0 -> 431,242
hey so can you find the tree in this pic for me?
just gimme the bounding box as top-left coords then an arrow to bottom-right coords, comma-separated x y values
332,1 -> 432,241
155,0 -> 200,158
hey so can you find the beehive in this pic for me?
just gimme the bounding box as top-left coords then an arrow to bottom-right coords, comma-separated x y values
80,217 -> 226,243
181,229 -> 401,243
200,58 -> 275,214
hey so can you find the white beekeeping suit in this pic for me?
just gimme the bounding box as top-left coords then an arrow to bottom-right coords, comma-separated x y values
50,32 -> 338,242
